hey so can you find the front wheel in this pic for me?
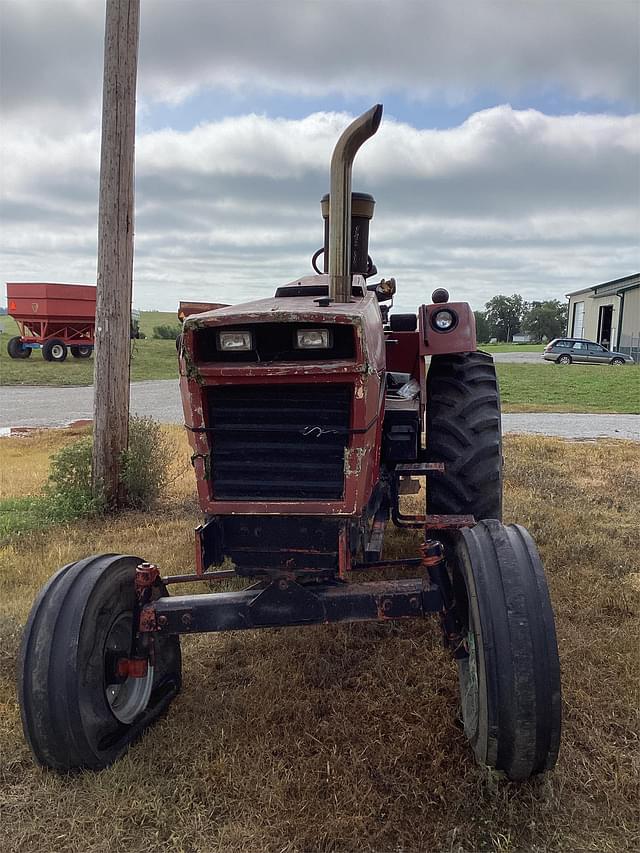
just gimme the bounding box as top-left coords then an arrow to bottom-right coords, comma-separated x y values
7,336 -> 31,359
42,338 -> 67,362
610,357 -> 625,366
557,354 -> 572,365
450,520 -> 561,780
18,554 -> 182,772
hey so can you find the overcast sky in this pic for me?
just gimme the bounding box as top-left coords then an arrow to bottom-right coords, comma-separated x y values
1,0 -> 639,312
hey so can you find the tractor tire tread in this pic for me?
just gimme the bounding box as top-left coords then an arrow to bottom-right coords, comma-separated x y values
426,351 -> 502,520
454,520 -> 561,779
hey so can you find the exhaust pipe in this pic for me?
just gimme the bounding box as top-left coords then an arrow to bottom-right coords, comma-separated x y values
328,104 -> 383,302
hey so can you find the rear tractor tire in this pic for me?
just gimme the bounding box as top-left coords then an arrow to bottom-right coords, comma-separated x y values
18,554 -> 182,772
7,336 -> 31,359
42,338 -> 67,362
425,351 -> 502,520
70,344 -> 92,359
450,520 -> 561,780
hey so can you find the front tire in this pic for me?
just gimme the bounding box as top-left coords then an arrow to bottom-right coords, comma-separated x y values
7,336 -> 31,359
610,357 -> 624,366
425,351 -> 502,520
42,338 -> 67,362
18,554 -> 181,772
450,520 -> 561,780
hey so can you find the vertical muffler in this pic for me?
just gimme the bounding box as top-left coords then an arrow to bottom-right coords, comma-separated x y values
326,104 -> 383,302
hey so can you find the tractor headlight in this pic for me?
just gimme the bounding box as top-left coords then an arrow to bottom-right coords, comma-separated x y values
432,309 -> 457,332
217,330 -> 253,351
294,328 -> 333,349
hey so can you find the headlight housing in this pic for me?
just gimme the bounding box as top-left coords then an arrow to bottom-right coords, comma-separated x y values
431,309 -> 458,332
217,330 -> 253,351
294,328 -> 333,349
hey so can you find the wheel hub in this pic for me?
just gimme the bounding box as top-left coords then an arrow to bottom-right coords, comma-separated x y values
104,612 -> 154,724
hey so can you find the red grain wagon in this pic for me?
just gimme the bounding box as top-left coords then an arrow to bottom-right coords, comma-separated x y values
6,282 -> 96,361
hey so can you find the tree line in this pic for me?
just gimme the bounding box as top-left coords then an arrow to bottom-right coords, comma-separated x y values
474,295 -> 568,343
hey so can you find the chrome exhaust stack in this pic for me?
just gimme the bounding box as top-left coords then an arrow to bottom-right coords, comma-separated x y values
328,104 -> 383,302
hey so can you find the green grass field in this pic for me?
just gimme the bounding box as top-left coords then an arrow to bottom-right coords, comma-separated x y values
496,362 -> 640,413
136,310 -> 179,337
0,310 -> 180,386
0,336 -> 179,386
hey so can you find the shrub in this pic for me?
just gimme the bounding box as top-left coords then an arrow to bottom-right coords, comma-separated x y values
120,416 -> 173,510
47,416 -> 172,516
153,324 -> 181,340
47,436 -> 104,519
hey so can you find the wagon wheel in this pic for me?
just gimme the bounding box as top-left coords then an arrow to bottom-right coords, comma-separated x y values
18,554 -> 181,772
449,520 -> 561,780
70,345 -> 93,359
42,338 -> 68,362
7,336 -> 31,359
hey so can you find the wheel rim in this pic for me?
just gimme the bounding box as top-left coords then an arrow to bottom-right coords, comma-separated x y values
104,612 -> 154,724
51,344 -> 64,359
559,355 -> 570,364
612,359 -> 623,366
458,627 -> 479,739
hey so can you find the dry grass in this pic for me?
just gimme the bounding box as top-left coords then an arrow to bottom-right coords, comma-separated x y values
0,426 -> 89,499
0,431 -> 639,853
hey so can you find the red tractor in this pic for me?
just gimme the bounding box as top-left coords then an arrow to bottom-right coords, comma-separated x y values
19,105 -> 561,780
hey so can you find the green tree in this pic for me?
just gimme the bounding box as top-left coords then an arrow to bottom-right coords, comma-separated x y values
474,310 -> 491,343
484,294 -> 526,342
522,300 -> 568,342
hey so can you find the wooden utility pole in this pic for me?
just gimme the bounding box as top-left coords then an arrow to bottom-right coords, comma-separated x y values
93,0 -> 140,506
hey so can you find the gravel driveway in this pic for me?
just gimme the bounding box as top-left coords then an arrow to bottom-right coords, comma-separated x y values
1,380 -> 638,440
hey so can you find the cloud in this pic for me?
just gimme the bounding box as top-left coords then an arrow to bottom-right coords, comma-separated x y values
1,0 -> 638,137
2,108 -> 638,310
138,0 -> 640,104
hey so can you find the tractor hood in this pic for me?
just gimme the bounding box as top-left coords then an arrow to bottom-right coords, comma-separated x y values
183,275 -> 374,331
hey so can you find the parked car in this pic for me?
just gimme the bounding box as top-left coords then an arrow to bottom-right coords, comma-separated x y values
543,338 -> 635,365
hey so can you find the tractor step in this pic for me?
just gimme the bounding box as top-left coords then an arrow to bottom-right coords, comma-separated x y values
392,463 -> 475,529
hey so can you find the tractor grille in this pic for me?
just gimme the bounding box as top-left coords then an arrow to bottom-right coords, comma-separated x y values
207,384 -> 351,501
